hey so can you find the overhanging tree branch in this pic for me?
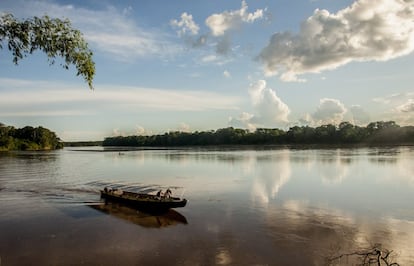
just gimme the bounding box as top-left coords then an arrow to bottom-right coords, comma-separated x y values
0,13 -> 95,89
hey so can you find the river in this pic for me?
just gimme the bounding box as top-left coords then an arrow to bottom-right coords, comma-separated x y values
0,146 -> 413,265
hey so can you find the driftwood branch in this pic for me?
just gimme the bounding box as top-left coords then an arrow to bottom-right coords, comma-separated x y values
326,244 -> 400,266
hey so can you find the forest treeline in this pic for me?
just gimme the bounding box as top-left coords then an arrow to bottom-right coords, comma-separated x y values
103,121 -> 414,147
63,141 -> 103,147
0,123 -> 63,151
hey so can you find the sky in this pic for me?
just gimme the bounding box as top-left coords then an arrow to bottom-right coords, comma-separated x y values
0,0 -> 414,141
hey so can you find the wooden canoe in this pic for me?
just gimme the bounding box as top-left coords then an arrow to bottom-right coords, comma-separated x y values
100,188 -> 187,210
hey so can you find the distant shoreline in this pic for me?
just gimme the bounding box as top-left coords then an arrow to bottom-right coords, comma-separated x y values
101,122 -> 414,147
63,141 -> 103,147
62,143 -> 414,153
4,121 -> 414,150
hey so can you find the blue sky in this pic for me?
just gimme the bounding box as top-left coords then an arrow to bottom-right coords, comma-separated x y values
1,0 -> 413,141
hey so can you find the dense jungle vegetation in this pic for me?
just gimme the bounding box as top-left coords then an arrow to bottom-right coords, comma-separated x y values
103,121 -> 414,147
0,123 -> 63,151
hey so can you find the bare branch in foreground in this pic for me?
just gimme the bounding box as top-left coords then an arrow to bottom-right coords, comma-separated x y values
325,243 -> 400,266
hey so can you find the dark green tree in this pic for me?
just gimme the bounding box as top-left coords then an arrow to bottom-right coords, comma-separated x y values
0,123 -> 63,151
102,121 -> 414,147
0,13 -> 95,89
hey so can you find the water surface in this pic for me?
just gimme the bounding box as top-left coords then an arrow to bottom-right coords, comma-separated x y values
1,147 -> 413,265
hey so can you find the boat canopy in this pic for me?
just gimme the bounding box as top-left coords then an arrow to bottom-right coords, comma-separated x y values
88,181 -> 185,197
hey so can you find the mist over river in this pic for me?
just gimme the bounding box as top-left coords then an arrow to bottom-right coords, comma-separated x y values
1,146 -> 413,265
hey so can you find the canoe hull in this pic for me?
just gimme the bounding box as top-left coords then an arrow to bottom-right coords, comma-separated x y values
100,190 -> 187,210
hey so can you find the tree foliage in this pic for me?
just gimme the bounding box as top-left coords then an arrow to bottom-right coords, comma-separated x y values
0,123 -> 63,151
102,121 -> 414,147
0,13 -> 95,89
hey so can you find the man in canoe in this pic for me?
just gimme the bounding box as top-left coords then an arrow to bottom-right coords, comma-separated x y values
165,188 -> 172,198
156,190 -> 163,199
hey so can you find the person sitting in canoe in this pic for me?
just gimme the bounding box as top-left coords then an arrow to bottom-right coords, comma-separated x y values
165,188 -> 172,198
113,189 -> 123,196
156,190 -> 163,200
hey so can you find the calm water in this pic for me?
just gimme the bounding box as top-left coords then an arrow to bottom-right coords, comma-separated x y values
0,146 -> 414,265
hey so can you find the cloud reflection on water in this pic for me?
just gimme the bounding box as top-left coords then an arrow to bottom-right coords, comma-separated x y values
251,150 -> 291,205
244,148 -> 414,265
2,147 -> 414,265
261,199 -> 414,265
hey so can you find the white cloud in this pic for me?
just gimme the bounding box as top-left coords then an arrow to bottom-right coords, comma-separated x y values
371,92 -> 414,125
59,130 -> 106,141
201,54 -> 218,63
205,0 -> 264,36
297,113 -> 314,126
170,12 -> 200,36
249,80 -> 290,123
205,1 -> 265,55
257,0 -> 414,82
0,110 -> 90,117
174,1 -> 265,55
0,78 -> 242,117
135,125 -> 153,136
229,80 -> 290,129
112,128 -> 122,137
177,122 -> 191,133
200,54 -> 233,65
348,105 -> 370,125
397,99 -> 414,113
228,112 -> 256,131
135,126 -> 146,135
373,92 -> 414,106
109,126 -> 153,137
394,99 -> 414,124
6,0 -> 179,61
312,98 -> 347,125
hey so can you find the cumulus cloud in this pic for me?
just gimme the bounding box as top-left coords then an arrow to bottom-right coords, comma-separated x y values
297,113 -> 314,126
205,0 -> 264,36
349,105 -> 370,125
370,92 -> 414,125
177,122 -> 191,133
110,126 -> 153,137
312,98 -> 347,125
135,125 -> 153,136
170,12 -> 200,36
373,92 -> 414,106
250,80 -> 291,124
205,1 -> 265,54
228,112 -> 256,131
112,128 -> 123,137
394,99 -> 414,124
257,0 -> 414,82
229,80 -> 290,129
375,92 -> 414,115
397,99 -> 414,113
172,1 -> 265,55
